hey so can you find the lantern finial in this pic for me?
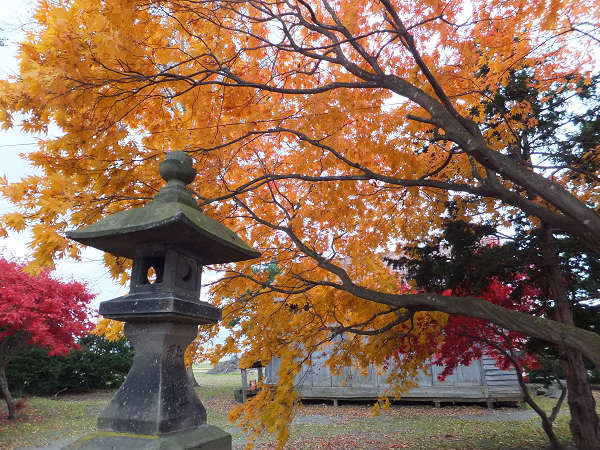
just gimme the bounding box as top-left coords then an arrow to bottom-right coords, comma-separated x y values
159,151 -> 196,186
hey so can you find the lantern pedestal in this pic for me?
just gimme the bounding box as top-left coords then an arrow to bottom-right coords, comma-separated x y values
66,321 -> 233,449
65,320 -> 232,449
98,322 -> 206,434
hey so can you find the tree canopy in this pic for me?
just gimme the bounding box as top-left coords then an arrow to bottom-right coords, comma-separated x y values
1,0 -> 599,443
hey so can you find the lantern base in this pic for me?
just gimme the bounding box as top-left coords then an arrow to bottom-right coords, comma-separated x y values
98,322 -> 206,435
63,424 -> 231,449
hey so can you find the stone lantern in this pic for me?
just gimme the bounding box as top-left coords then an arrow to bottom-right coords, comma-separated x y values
66,151 -> 260,449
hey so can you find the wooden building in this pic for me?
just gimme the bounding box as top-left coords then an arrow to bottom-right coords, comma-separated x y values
263,352 -> 523,407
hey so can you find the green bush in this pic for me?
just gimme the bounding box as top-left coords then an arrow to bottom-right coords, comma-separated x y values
7,335 -> 133,396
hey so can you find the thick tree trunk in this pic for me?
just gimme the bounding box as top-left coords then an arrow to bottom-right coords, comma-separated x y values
543,225 -> 600,450
294,231 -> 600,370
0,365 -> 16,419
559,347 -> 600,450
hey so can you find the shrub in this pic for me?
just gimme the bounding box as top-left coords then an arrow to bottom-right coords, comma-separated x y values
7,335 -> 133,396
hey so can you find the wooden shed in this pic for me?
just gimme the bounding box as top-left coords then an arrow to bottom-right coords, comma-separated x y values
263,351 -> 523,407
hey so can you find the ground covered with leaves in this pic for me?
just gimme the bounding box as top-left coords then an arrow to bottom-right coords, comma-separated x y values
219,397 -> 580,449
232,401 -> 574,449
0,371 -> 595,449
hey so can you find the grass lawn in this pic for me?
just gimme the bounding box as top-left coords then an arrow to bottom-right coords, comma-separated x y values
0,371 -> 594,449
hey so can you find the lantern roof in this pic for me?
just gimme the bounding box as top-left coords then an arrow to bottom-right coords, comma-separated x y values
66,151 -> 260,265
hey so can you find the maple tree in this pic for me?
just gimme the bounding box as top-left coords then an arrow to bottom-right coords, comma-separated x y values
0,257 -> 94,419
1,0 -> 600,445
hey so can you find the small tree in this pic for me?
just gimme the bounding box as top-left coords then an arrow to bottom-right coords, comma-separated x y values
0,257 -> 94,418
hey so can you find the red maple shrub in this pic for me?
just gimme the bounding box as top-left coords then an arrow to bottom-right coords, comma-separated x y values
434,279 -> 541,380
430,280 -> 571,447
0,257 -> 94,418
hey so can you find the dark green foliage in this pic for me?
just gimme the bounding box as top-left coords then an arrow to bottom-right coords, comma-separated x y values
400,68 -> 600,447
387,218 -> 509,295
6,335 -> 133,396
475,69 -> 600,187
388,213 -> 600,325
392,68 -> 600,344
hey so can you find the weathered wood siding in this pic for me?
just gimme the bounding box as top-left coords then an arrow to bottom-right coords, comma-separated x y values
265,353 -> 522,403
